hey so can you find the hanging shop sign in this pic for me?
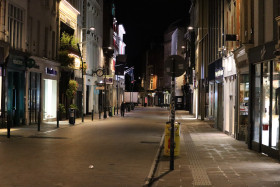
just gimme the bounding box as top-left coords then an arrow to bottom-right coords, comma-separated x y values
225,34 -> 238,41
46,67 -> 57,76
26,58 -> 39,69
104,75 -> 113,84
215,68 -> 223,78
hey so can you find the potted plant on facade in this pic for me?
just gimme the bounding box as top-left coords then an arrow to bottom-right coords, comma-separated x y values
66,80 -> 78,121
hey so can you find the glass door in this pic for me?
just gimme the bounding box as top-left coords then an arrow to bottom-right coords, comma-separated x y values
272,61 -> 280,150
253,64 -> 261,143
262,62 -> 270,146
28,72 -> 41,124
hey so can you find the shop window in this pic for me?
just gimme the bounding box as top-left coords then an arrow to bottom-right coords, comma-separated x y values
44,79 -> 57,120
262,62 -> 270,146
272,61 -> 280,150
253,64 -> 261,143
239,74 -> 249,140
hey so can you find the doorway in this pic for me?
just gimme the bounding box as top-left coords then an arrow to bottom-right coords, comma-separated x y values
7,71 -> 25,126
28,72 -> 41,125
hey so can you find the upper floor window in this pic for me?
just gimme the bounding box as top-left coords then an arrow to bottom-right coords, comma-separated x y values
8,4 -> 23,50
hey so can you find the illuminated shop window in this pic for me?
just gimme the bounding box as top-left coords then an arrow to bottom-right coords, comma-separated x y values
44,79 -> 57,120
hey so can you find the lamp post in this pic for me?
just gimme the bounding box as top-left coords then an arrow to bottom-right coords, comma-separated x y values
77,27 -> 95,122
103,47 -> 114,118
103,67 -> 107,118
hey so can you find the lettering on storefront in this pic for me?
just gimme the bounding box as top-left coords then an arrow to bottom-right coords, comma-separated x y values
46,67 -> 57,76
13,59 -> 24,66
215,68 -> 223,78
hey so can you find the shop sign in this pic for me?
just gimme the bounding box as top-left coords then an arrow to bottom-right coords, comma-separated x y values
13,59 -> 24,66
215,68 -> 223,78
103,75 -> 113,84
26,58 -> 39,69
96,86 -> 104,90
225,34 -> 238,41
248,41 -> 277,64
46,67 -> 57,76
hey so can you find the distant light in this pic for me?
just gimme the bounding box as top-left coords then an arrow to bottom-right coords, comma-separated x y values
181,46 -> 186,49
188,26 -> 194,30
89,27 -> 95,31
108,47 -> 112,50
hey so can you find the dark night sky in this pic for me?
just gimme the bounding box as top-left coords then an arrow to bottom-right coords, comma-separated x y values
114,0 -> 191,77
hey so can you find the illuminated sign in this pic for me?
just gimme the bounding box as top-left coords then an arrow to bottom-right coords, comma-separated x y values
46,68 -> 57,76
215,68 -> 223,78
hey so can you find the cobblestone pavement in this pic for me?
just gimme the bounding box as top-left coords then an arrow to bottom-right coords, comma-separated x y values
151,111 -> 280,187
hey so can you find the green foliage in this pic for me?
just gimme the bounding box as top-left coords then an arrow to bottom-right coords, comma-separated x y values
80,62 -> 87,73
58,50 -> 75,68
60,32 -> 78,50
69,104 -> 79,112
58,104 -> 66,114
66,80 -> 78,100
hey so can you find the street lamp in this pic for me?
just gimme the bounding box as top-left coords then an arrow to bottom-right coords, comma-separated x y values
77,27 -> 95,122
103,47 -> 114,119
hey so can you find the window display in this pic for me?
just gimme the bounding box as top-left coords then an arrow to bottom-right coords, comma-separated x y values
254,64 -> 261,143
272,61 -> 280,150
262,62 -> 270,146
44,79 -> 57,120
239,74 -> 249,140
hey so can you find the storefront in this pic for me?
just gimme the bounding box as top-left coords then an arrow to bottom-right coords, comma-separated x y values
26,57 -> 41,125
249,41 -> 279,159
223,54 -> 236,136
6,52 -> 27,126
233,45 -> 252,141
208,62 -> 215,120
214,58 -> 223,130
41,58 -> 59,122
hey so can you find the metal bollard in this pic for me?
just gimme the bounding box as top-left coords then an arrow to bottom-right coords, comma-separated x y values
7,114 -> 10,138
38,111 -> 41,131
57,110 -> 59,128
92,109 -> 94,121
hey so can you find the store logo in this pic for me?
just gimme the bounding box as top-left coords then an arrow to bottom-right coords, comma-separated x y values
46,68 -> 57,76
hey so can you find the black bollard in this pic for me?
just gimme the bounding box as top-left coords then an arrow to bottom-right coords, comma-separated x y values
57,110 -> 59,128
7,114 -> 10,138
38,111 -> 41,131
92,109 -> 94,121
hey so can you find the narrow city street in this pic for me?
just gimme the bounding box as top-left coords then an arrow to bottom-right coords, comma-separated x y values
1,107 -> 280,187
0,107 -> 167,187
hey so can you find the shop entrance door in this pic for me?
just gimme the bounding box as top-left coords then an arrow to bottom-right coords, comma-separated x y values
7,71 -> 25,126
28,72 -> 41,125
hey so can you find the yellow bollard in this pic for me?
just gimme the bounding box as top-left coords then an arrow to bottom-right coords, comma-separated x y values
164,122 -> 180,156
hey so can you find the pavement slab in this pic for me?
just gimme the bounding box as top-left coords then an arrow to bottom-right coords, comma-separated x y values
151,111 -> 280,187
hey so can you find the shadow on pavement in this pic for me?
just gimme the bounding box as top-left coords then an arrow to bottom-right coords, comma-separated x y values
148,170 -> 172,186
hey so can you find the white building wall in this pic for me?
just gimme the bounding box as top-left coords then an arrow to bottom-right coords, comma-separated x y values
223,54 -> 236,135
82,0 -> 103,114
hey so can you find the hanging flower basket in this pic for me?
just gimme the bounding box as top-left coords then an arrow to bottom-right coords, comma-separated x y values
80,62 -> 87,73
